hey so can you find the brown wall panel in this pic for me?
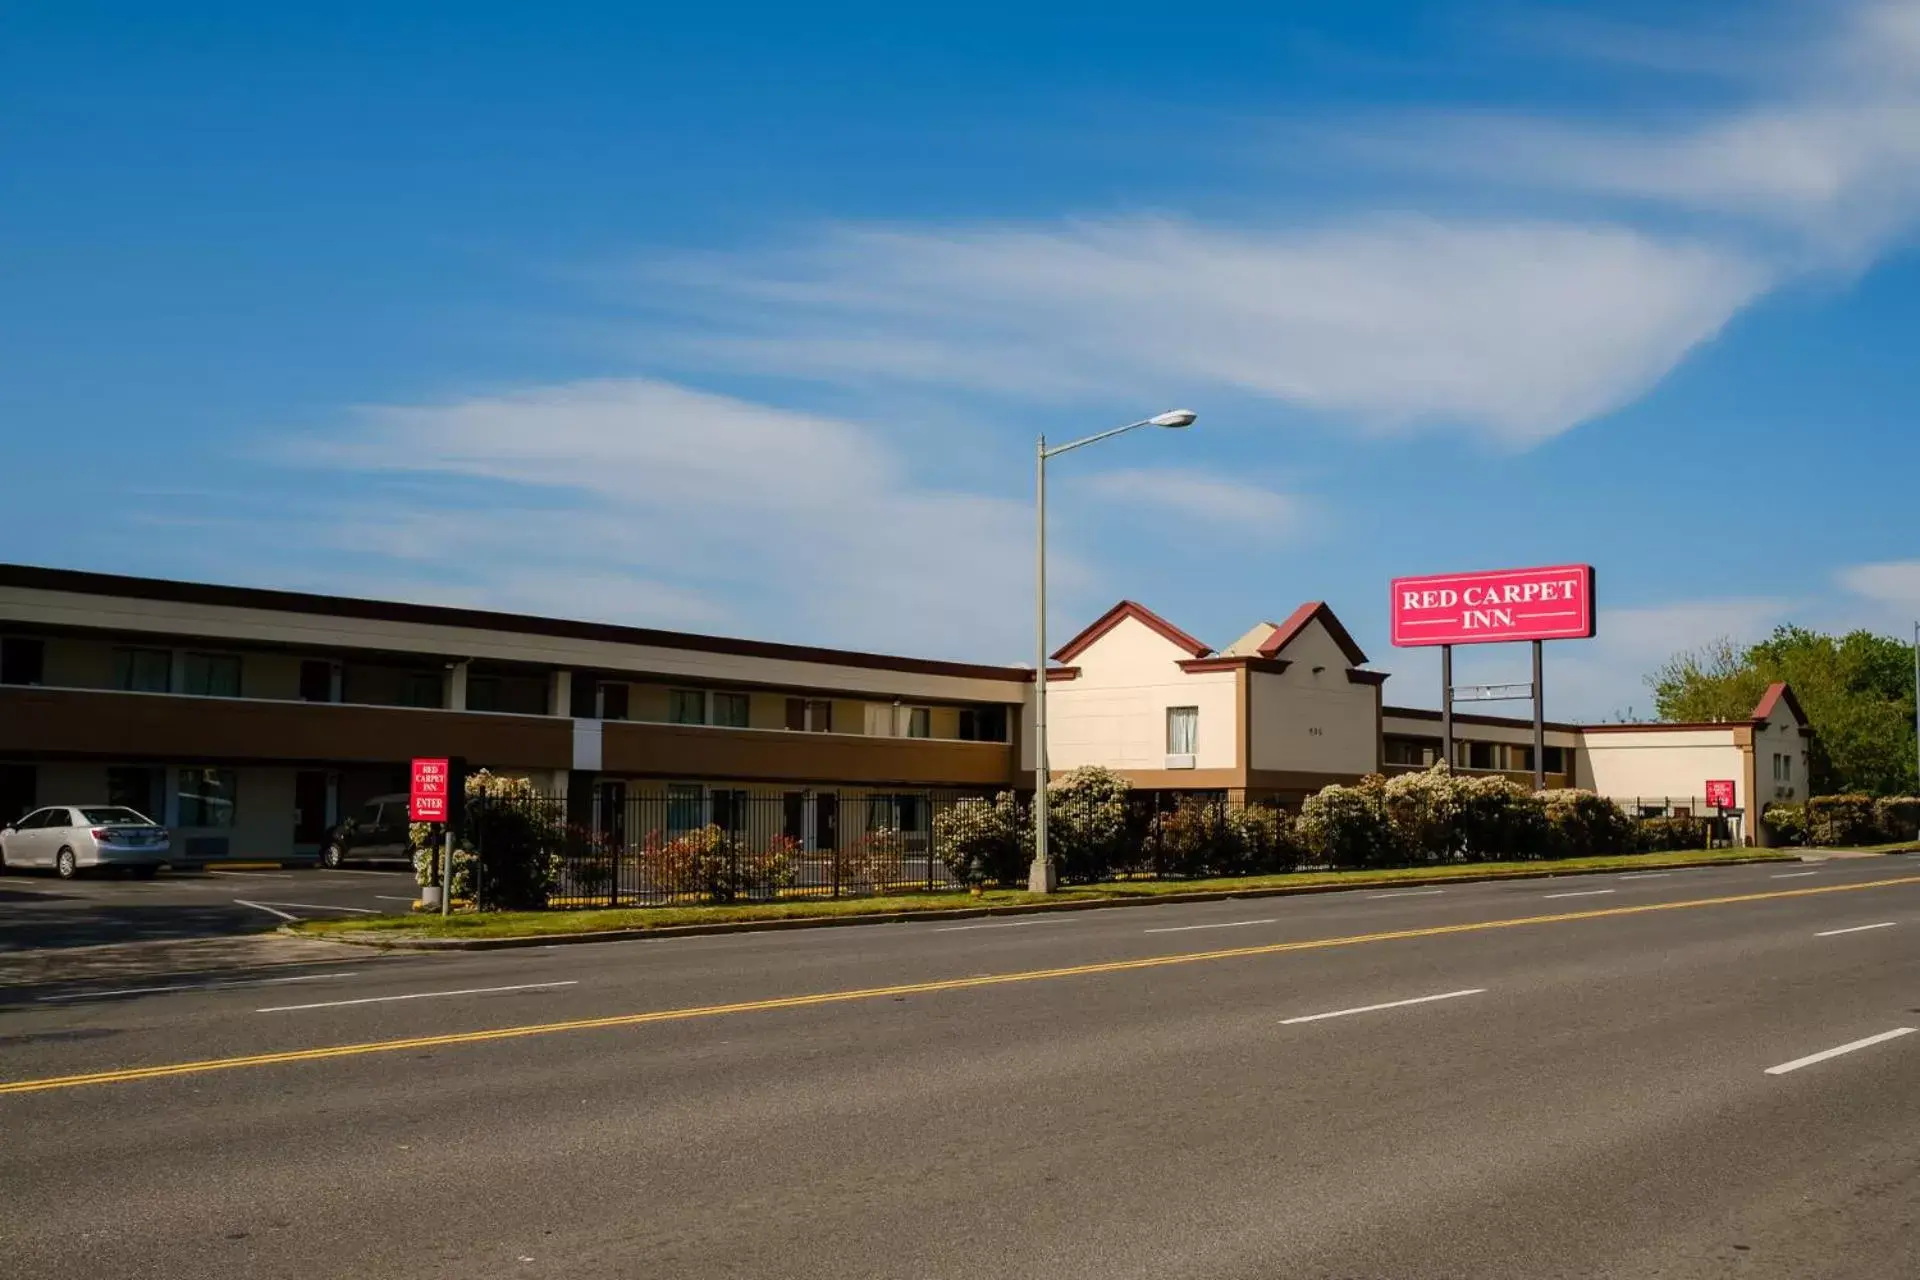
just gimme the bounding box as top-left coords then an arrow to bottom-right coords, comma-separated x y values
600,721 -> 1016,787
0,687 -> 571,769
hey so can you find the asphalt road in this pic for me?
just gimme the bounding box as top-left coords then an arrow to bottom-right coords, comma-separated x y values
2,857 -> 1916,1278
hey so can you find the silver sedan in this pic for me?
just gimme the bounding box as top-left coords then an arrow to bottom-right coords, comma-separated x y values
0,806 -> 172,879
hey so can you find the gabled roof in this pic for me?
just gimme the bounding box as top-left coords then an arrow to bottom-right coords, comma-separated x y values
1751,681 -> 1807,725
1256,601 -> 1369,667
1050,600 -> 1212,664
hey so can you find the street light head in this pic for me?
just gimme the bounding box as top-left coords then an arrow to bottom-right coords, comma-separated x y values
1149,409 -> 1198,429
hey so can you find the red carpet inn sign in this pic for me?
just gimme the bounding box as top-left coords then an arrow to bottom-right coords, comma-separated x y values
1391,565 -> 1596,645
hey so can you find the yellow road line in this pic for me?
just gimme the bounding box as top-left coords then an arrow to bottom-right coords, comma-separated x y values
5,874 -> 1916,1098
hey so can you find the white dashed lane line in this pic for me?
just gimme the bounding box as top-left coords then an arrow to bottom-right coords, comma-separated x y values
1814,922 -> 1897,938
1765,1027 -> 1915,1076
1281,988 -> 1487,1026
258,980 -> 579,1014
1541,889 -> 1616,900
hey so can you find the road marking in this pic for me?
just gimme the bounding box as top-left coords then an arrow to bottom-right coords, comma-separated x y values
258,981 -> 579,1014
1764,1027 -> 1915,1076
5,874 -> 1916,1097
206,870 -> 295,879
932,919 -> 1051,932
1367,889 -> 1447,899
1814,922 -> 1897,937
374,895 -> 419,903
1618,872 -> 1671,880
1542,889 -> 1616,900
232,899 -> 298,921
38,973 -> 359,1003
1771,871 -> 1820,879
1282,987 -> 1486,1025
248,900 -> 381,915
1144,918 -> 1278,934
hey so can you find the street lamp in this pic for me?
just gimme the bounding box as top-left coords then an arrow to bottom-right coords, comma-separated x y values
1031,409 -> 1198,893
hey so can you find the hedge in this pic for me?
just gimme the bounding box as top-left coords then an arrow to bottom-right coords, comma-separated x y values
1770,794 -> 1920,847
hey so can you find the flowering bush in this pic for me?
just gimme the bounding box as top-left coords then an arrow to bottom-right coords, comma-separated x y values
838,826 -> 903,894
1539,789 -> 1639,858
1299,776 -> 1396,869
1805,794 -> 1878,846
409,771 -> 562,909
1637,815 -> 1709,852
1872,796 -> 1920,843
1228,803 -> 1304,874
1046,767 -> 1132,884
1142,797 -> 1242,878
1761,802 -> 1807,847
1381,766 -> 1466,863
933,792 -> 1030,887
635,825 -> 799,903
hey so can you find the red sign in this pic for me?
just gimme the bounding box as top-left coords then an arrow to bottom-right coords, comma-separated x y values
409,757 -> 450,823
1706,779 -> 1736,809
1391,564 -> 1596,647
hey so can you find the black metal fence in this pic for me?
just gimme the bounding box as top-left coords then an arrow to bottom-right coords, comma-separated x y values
453,786 -> 1743,911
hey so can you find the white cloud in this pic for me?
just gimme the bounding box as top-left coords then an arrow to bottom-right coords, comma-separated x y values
649,217 -> 1766,448
1075,468 -> 1306,533
1838,560 -> 1920,613
287,377 -> 1088,661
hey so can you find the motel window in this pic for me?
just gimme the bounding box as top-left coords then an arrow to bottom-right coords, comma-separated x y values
1542,746 -> 1567,775
177,768 -> 237,828
669,689 -> 707,725
1467,741 -> 1496,771
599,682 -> 630,722
711,789 -> 748,834
959,705 -> 1008,743
594,780 -> 627,846
905,707 -> 931,739
1384,738 -> 1436,767
868,793 -> 928,836
298,659 -> 335,703
782,792 -> 807,843
0,636 -> 45,686
1166,706 -> 1199,756
183,652 -> 242,698
113,647 -> 173,694
106,767 -> 164,821
399,672 -> 443,709
710,692 -> 750,728
465,675 -> 501,712
785,697 -> 833,732
666,784 -> 704,836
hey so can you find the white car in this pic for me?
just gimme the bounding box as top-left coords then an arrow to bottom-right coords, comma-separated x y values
0,806 -> 171,879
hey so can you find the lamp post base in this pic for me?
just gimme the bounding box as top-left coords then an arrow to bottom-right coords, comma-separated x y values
1026,857 -> 1057,894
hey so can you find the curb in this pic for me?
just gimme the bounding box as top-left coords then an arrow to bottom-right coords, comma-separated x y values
290,853 -> 1800,952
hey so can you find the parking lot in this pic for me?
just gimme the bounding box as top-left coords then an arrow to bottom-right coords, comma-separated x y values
0,862 -> 417,953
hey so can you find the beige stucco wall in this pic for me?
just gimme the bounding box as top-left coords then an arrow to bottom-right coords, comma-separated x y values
1045,615 -> 1238,772
1752,700 -> 1810,806
1575,728 -> 1747,806
1248,623 -> 1378,775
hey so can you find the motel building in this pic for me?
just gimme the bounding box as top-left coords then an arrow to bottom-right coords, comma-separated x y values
0,565 -> 1811,862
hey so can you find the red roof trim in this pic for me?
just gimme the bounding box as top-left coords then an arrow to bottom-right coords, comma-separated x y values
1256,601 -> 1369,666
1044,666 -> 1082,682
1178,655 -> 1291,674
1751,681 -> 1807,725
1050,600 -> 1212,664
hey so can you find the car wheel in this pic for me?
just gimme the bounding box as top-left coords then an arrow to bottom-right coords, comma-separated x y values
318,843 -> 344,870
55,847 -> 79,880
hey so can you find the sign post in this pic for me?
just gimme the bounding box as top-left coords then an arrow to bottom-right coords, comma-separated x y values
410,757 -> 463,917
1391,565 -> 1596,790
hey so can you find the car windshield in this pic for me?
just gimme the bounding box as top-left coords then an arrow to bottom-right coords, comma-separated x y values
79,807 -> 153,826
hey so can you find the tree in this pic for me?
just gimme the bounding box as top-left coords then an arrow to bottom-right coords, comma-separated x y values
1647,626 -> 1917,795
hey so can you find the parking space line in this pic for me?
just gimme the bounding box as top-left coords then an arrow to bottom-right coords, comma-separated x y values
258,981 -> 578,1014
38,973 -> 360,1003
1367,889 -> 1446,900
1771,871 -> 1820,880
1144,918 -> 1277,934
1618,872 -> 1670,880
233,899 -> 298,921
374,895 -> 419,903
1764,1027 -> 1915,1076
932,919 -> 1052,932
1542,889 -> 1616,900
1282,988 -> 1486,1025
248,901 -> 381,915
1814,921 -> 1897,938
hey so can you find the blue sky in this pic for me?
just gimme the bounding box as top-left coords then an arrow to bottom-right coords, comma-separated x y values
6,0 -> 1920,718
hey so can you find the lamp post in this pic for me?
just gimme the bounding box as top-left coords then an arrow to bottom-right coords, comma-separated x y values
1031,408 -> 1198,893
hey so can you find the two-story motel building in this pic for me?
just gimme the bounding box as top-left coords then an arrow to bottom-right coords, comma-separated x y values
0,565 -> 1811,860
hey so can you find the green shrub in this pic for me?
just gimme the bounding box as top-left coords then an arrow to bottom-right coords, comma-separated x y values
409,771 -> 562,910
1805,793 -> 1878,846
1046,767 -> 1132,884
933,792 -> 1030,887
1638,815 -> 1709,852
1228,803 -> 1305,874
1144,797 -> 1241,878
1455,774 -> 1550,860
1872,796 -> 1920,843
1761,802 -> 1807,847
1381,766 -> 1465,864
1299,776 -> 1396,868
1540,789 -> 1638,858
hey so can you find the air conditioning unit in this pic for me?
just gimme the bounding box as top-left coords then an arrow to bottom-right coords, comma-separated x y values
1164,754 -> 1196,770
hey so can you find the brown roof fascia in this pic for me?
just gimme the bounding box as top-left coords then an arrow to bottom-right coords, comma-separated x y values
1044,666 -> 1083,682
1178,655 -> 1291,674
1256,600 -> 1369,666
1383,705 -> 1582,733
1345,669 -> 1390,686
0,563 -> 1033,684
1050,599 -> 1212,664
1579,721 -> 1756,734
